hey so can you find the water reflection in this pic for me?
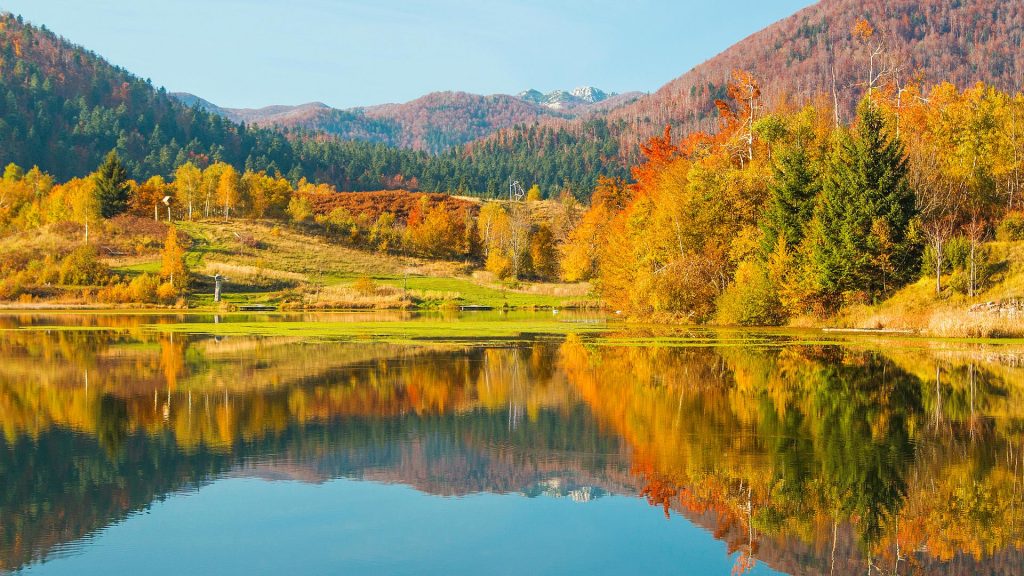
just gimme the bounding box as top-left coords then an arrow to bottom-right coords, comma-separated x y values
1,320 -> 1023,574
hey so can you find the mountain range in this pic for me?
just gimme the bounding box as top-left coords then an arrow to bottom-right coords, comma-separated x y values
170,87 -> 639,154
473,0 -> 1024,165
2,0 -> 1024,196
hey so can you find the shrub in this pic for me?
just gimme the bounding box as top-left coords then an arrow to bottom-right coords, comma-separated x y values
715,261 -> 785,326
26,255 -> 60,285
59,245 -> 109,285
236,232 -> 264,250
304,190 -> 477,225
0,277 -> 23,300
405,201 -> 467,259
287,195 -> 313,223
528,225 -> 558,280
945,245 -> 997,294
921,236 -> 970,277
352,276 -> 377,295
98,282 -> 132,303
486,250 -> 513,279
369,212 -> 401,253
318,207 -> 365,245
156,282 -> 178,304
997,211 -> 1024,241
129,273 -> 160,303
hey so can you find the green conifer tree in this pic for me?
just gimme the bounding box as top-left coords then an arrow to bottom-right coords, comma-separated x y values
812,100 -> 919,304
761,143 -> 819,256
94,150 -> 130,218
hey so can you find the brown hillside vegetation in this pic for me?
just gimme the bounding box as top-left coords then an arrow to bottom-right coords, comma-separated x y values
478,0 -> 1024,163
303,190 -> 479,224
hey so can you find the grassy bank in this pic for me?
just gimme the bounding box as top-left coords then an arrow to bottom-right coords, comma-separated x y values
830,240 -> 1024,338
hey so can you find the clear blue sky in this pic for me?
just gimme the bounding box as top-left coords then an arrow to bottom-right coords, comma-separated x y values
2,0 -> 813,109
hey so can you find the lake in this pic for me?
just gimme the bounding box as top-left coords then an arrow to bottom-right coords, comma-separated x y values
1,313 -> 1022,575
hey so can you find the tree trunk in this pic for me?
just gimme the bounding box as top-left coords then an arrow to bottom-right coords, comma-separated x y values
969,240 -> 977,297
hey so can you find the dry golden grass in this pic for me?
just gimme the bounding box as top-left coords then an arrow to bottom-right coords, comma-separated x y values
187,219 -> 466,280
303,282 -> 412,310
200,262 -> 308,283
515,281 -> 592,297
835,240 -> 1024,338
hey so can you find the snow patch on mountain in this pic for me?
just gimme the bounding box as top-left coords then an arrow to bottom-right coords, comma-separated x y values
516,86 -> 614,109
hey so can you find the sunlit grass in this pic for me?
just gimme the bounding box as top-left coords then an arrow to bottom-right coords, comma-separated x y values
172,220 -> 594,311
146,318 -> 610,344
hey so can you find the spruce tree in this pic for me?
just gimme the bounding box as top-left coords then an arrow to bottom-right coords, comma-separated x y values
812,99 -> 919,303
94,150 -> 129,218
761,143 -> 819,256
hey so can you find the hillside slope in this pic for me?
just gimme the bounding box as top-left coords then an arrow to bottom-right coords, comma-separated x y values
0,13 -> 294,180
473,0 -> 1024,164
4,1 -> 1024,199
0,12 -> 436,190
611,0 -> 1024,138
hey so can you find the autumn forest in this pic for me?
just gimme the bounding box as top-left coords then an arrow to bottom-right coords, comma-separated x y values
6,0 -> 1024,574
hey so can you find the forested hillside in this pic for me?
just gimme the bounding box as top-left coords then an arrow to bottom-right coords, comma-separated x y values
0,12 -> 625,197
0,13 -> 447,191
475,0 -> 1024,165
0,13 -> 293,180
4,0 -> 1024,199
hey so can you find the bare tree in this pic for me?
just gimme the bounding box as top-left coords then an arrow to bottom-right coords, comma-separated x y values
507,201 -> 532,279
910,150 -> 965,295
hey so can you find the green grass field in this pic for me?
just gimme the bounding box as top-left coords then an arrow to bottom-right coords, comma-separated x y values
160,220 -> 595,311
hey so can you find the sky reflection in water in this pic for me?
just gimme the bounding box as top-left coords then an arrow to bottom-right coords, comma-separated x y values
2,314 -> 1023,575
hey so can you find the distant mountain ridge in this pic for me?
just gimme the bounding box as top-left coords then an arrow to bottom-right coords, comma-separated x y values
171,86 -> 641,154
515,86 -> 615,109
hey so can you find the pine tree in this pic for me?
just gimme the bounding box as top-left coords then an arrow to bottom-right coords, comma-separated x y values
761,143 -> 819,256
94,151 -> 129,218
812,99 -> 919,304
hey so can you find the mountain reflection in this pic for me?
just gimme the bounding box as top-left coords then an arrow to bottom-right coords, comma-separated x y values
2,323 -> 1023,574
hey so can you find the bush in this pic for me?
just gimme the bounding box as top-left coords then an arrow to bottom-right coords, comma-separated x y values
236,232 -> 264,250
369,212 -> 401,253
318,207 -> 365,245
405,201 -> 467,259
0,277 -> 24,300
486,250 -> 513,279
715,261 -> 785,326
59,245 -> 109,285
997,211 -> 1024,241
287,195 -> 313,223
920,236 -> 970,277
352,276 -> 377,295
156,282 -> 178,304
98,282 -> 132,303
129,273 -> 160,302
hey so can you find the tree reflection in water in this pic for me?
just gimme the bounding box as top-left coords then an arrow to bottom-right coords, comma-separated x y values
1,323 -> 1023,574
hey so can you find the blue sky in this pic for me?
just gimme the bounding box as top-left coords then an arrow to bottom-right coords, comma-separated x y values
2,0 -> 813,109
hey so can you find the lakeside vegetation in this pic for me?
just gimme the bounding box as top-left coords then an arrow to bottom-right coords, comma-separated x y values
1,18 -> 1024,338
560,21 -> 1024,337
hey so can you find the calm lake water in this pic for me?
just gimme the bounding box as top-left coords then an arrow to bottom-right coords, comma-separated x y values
1,313 -> 1023,575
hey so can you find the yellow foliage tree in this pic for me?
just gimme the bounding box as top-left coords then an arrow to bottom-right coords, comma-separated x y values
161,226 -> 187,289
